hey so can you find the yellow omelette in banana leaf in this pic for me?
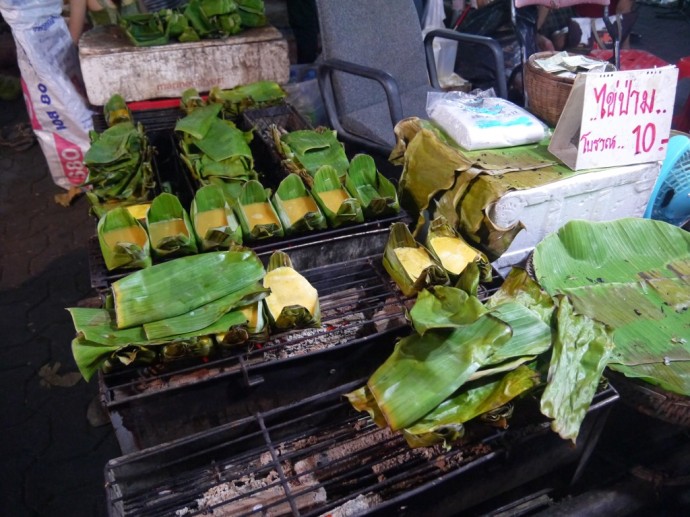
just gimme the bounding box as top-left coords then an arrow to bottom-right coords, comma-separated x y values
234,179 -> 284,241
263,250 -> 320,330
191,184 -> 243,250
311,165 -> 364,228
345,154 -> 400,219
272,174 -> 327,235
383,222 -> 449,297
97,206 -> 152,271
146,192 -> 198,259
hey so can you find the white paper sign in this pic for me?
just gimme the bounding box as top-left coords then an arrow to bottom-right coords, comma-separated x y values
548,66 -> 678,170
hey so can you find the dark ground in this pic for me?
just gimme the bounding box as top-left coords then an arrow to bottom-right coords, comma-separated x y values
0,3 -> 689,516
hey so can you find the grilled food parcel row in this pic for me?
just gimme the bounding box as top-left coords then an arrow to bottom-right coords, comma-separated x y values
69,249 -> 320,380
350,218 -> 690,450
97,157 -> 399,272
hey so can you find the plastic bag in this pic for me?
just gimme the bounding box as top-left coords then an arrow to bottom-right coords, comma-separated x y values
422,0 -> 462,88
426,89 -> 547,150
1,0 -> 94,190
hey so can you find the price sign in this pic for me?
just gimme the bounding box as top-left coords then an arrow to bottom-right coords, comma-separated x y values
548,66 -> 678,170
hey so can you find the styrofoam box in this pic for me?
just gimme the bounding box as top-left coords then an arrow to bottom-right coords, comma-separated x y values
489,161 -> 662,277
78,25 -> 290,105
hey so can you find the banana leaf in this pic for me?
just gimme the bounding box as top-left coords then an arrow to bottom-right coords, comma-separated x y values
409,286 -> 487,335
143,281 -> 269,340
263,250 -> 321,330
402,365 -> 541,448
103,94 -> 132,127
69,308 -> 246,380
345,154 -> 400,218
276,128 -> 350,185
311,165 -> 364,228
426,216 -> 492,282
272,174 -> 327,235
119,13 -> 169,47
162,9 -> 189,38
485,267 -> 555,325
216,300 -> 269,348
236,0 -> 267,27
175,103 -> 223,140
365,313 -> 512,430
184,0 -> 242,37
540,296 -> 615,442
82,120 -> 155,210
112,249 -> 265,328
234,179 -> 284,240
161,336 -> 215,362
382,222 -> 449,297
180,88 -> 207,115
97,206 -> 152,271
191,184 -> 243,250
533,218 -> 690,396
146,192 -> 198,259
208,81 -> 285,119
194,118 -> 254,164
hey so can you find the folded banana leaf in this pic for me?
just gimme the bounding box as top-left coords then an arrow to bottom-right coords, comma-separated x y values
311,165 -> 364,228
236,0 -> 267,27
104,94 -> 132,127
402,365 -> 541,448
216,300 -> 269,348
143,281 -> 269,340
208,81 -> 286,120
345,154 -> 400,218
272,174 -> 327,235
263,250 -> 321,330
234,179 -> 284,240
146,192 -> 198,259
180,88 -> 209,116
191,184 -> 243,250
382,222 -> 449,297
162,9 -> 190,39
112,249 -> 265,329
97,206 -> 152,271
69,307 -> 246,380
275,127 -> 350,185
175,103 -> 223,141
184,0 -> 242,37
533,218 -> 690,397
119,12 -> 169,47
426,216 -> 492,283
82,120 -> 155,214
160,336 -> 215,362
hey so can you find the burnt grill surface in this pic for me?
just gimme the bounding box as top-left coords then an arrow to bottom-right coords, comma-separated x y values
105,382 -> 619,517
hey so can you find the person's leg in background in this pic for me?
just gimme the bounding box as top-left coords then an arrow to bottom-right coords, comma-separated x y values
287,0 -> 319,64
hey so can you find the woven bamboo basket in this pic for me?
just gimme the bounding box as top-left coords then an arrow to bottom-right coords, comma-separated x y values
524,51 -> 576,128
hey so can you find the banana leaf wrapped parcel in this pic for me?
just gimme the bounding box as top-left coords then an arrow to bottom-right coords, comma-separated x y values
234,179 -> 284,240
345,153 -> 400,219
263,250 -> 320,331
208,81 -> 286,120
311,165 -> 364,228
271,173 -> 327,235
191,184 -> 243,250
146,192 -> 198,259
97,206 -> 152,271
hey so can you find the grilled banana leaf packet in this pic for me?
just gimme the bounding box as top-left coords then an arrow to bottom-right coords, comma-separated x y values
383,221 -> 449,297
272,173 -> 327,235
311,165 -> 364,228
191,184 -> 243,250
234,179 -> 284,240
345,153 -> 400,219
97,206 -> 152,271
146,192 -> 198,259
263,250 -> 321,330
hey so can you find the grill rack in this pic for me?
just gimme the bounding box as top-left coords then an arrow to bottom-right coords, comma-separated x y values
105,380 -> 619,517
97,228 -> 505,453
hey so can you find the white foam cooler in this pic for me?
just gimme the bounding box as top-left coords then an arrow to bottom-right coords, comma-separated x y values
489,161 -> 662,277
78,24 -> 290,105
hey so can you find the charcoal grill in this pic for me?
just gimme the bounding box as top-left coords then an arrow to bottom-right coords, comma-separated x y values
104,379 -> 618,517
98,228 -> 504,454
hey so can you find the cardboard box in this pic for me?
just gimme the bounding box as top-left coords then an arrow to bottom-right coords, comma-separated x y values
489,161 -> 661,277
78,25 -> 290,105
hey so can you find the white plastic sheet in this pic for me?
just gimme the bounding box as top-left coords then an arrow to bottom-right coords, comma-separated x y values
1,0 -> 93,190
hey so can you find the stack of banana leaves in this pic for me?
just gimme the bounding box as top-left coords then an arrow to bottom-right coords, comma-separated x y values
119,0 -> 267,47
390,117 -> 559,259
175,97 -> 257,200
82,95 -> 156,219
272,126 -> 351,187
69,249 -> 270,380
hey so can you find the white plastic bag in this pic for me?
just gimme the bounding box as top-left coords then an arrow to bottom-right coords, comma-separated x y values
1,0 -> 94,190
427,90 -> 547,150
422,0 -> 461,88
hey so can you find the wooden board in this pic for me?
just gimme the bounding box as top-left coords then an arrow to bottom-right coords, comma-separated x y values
78,24 -> 290,105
